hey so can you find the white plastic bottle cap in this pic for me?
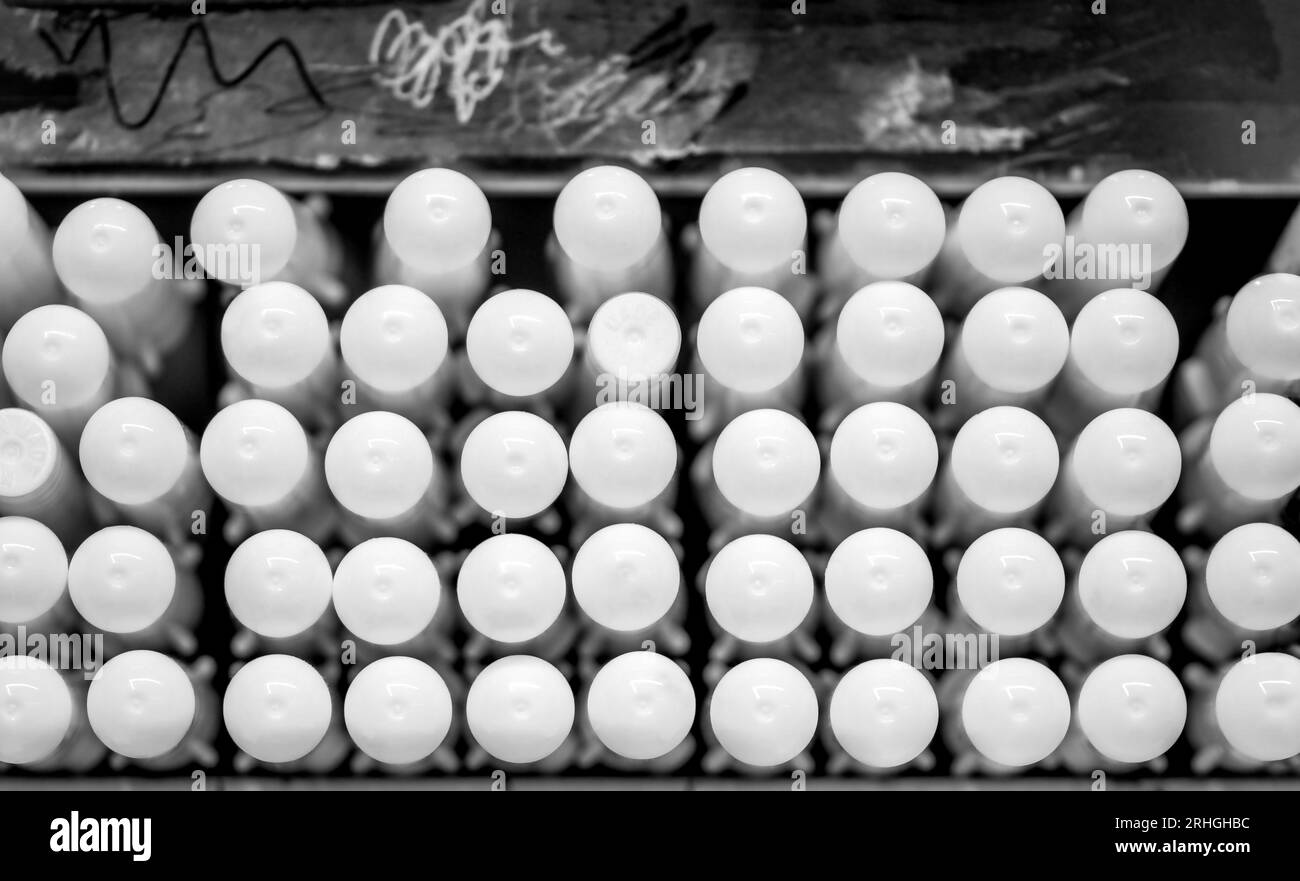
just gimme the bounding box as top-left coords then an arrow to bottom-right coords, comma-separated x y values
79,397 -> 189,507
698,167 -> 807,273
199,399 -> 309,508
2,304 -> 111,410
568,402 -> 676,510
0,655 -> 72,764
1070,408 -> 1180,516
466,289 -> 574,397
587,651 -> 696,760
1208,393 -> 1300,500
225,529 -> 332,639
961,287 -> 1069,393
829,402 -> 938,510
571,523 -> 680,631
837,172 -> 946,279
1226,274 -> 1300,381
960,657 -> 1070,767
829,659 -> 938,768
190,179 -> 297,283
466,655 -> 575,764
835,281 -> 945,389
0,516 -> 68,624
955,177 -> 1065,284
824,527 -> 931,637
587,292 -> 682,382
1070,288 -> 1179,395
333,537 -> 440,645
0,408 -> 62,504
1215,652 -> 1300,762
87,650 -> 196,759
554,165 -> 662,271
956,528 -> 1064,636
222,654 -> 332,764
68,526 -> 176,634
457,534 -> 566,643
340,285 -> 449,393
709,658 -> 818,767
1077,531 -> 1186,639
52,198 -> 159,303
221,281 -> 330,389
1078,654 -> 1185,764
704,534 -> 813,643
712,409 -> 819,518
1079,169 -> 1188,273
0,172 -> 30,245
325,411 -> 433,520
697,286 -> 804,394
1206,523 -> 1300,630
383,168 -> 492,273
344,656 -> 452,765
460,410 -> 568,519
949,406 -> 1059,514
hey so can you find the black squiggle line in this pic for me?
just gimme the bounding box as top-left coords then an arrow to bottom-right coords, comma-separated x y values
39,12 -> 330,130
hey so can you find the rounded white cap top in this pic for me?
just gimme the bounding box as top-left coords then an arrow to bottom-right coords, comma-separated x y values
0,408 -> 61,500
1208,393 -> 1300,501
333,537 -> 440,645
68,526 -> 176,634
554,165 -> 662,271
587,292 -> 681,382
341,285 -> 449,393
466,655 -> 575,764
571,523 -> 680,631
225,529 -> 332,639
88,650 -> 196,759
199,399 -> 309,509
698,167 -> 807,273
223,654 -> 332,764
383,168 -> 491,273
190,179 -> 297,283
1071,288 -> 1179,395
709,658 -> 818,767
79,397 -> 189,506
704,534 -> 813,643
457,534 -> 566,643
459,410 -> 567,518
0,516 -> 67,624
52,198 -> 159,304
1070,408 -> 1180,516
1206,523 -> 1300,631
1079,169 -> 1188,273
949,406 -> 1059,515
344,656 -> 452,765
697,286 -> 804,393
466,289 -> 574,397
712,409 -> 820,518
1078,654 -> 1185,764
960,657 -> 1070,767
1215,652 -> 1300,762
222,281 -> 329,389
961,287 -> 1068,393
1226,273 -> 1300,381
568,402 -> 676,510
835,281 -> 944,389
829,659 -> 938,768
0,655 -> 72,764
829,402 -> 938,510
587,651 -> 696,760
824,527 -> 931,636
955,176 -> 1065,284
1077,531 -> 1186,639
837,172 -> 946,278
3,304 -> 111,409
325,411 -> 433,520
956,528 -> 1064,636
0,172 -> 30,247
